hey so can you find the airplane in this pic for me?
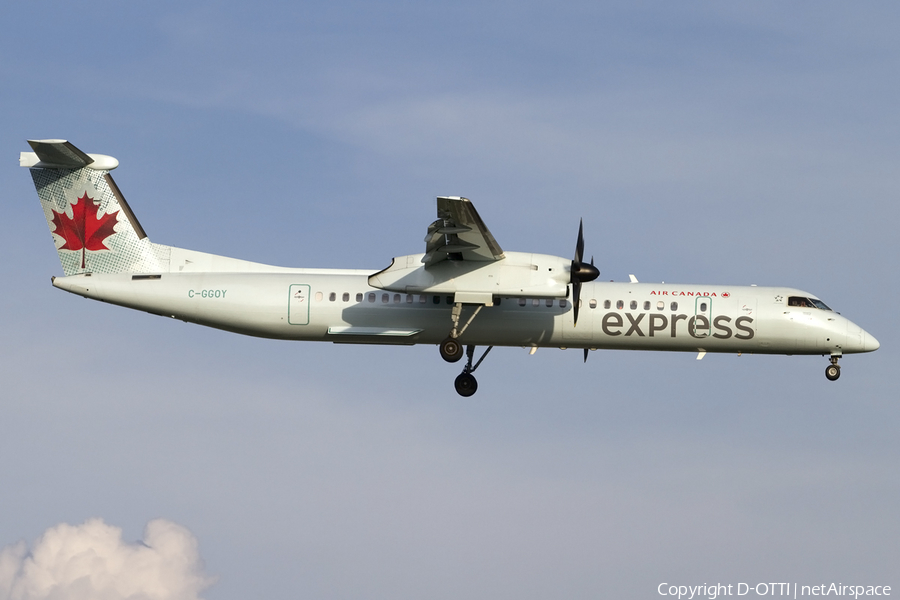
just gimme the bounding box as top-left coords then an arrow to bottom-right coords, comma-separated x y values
21,139 -> 880,396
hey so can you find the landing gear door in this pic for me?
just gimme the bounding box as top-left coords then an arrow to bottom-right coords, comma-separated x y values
289,284 -> 310,325
694,296 -> 712,337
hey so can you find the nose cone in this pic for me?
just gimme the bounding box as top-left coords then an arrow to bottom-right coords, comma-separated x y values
843,319 -> 879,354
864,331 -> 880,352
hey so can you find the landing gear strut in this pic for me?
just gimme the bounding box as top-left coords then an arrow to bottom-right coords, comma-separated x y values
825,355 -> 841,381
439,302 -> 485,363
454,345 -> 493,397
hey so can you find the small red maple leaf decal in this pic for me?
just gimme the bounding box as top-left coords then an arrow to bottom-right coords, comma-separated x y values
50,192 -> 119,269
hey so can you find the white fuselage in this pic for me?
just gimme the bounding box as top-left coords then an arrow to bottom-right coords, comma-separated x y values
51,264 -> 879,356
20,139 -> 879,395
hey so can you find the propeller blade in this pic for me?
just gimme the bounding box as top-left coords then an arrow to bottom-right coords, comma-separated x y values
574,219 -> 585,266
572,280 -> 582,325
570,220 -> 598,327
583,348 -> 589,363
570,225 -> 599,287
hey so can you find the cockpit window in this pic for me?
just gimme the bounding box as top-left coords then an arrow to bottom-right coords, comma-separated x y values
788,296 -> 832,310
810,298 -> 832,310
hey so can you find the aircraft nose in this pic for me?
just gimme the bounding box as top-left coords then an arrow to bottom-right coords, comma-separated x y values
844,319 -> 879,353
864,331 -> 880,352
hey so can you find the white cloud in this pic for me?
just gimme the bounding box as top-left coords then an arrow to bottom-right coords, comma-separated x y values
0,519 -> 214,600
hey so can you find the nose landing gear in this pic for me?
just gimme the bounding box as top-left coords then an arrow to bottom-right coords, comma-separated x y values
454,344 -> 493,397
825,354 -> 841,381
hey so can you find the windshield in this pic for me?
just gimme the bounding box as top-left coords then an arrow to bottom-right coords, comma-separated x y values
788,296 -> 832,311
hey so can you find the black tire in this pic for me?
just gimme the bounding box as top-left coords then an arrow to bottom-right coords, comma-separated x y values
440,337 -> 464,363
454,373 -> 478,397
825,364 -> 841,381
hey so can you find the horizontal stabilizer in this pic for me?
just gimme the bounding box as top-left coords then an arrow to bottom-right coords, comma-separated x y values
29,139 -> 92,167
21,139 -> 118,170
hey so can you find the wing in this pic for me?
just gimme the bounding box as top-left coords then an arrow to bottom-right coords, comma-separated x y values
422,196 -> 504,265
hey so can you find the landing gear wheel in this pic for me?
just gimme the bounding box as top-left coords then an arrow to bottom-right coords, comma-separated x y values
440,337 -> 464,363
825,364 -> 841,381
454,373 -> 478,397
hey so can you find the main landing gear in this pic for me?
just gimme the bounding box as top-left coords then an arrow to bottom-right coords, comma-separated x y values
440,337 -> 463,362
453,345 -> 493,397
438,301 -> 492,396
439,302 -> 485,364
825,355 -> 841,381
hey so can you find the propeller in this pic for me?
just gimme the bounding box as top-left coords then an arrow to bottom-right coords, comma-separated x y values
571,219 -> 600,327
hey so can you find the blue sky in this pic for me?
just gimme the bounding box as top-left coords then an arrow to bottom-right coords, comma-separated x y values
1,2 -> 898,598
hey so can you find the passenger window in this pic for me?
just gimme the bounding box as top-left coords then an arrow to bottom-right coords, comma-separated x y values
630,300 -> 637,310
356,293 -> 363,302
382,293 -> 389,303
700,302 -> 707,312
446,296 -> 453,305
670,302 -> 678,311
589,299 -> 597,309
616,300 -> 624,309
315,291 -> 323,302
643,301 -> 650,310
393,294 -> 401,303
657,301 -> 664,310
368,293 -> 376,303
419,295 -> 426,304
406,294 -> 413,303
495,298 -> 502,306
533,299 -> 540,307
604,300 -> 611,309
561,300 -> 567,308
518,298 -> 526,307
546,299 -> 553,307
329,292 -> 336,302
433,295 -> 440,305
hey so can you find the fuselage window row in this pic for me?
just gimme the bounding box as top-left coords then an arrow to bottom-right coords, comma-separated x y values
314,292 -> 576,308
592,299 -> 680,312
316,292 -> 681,313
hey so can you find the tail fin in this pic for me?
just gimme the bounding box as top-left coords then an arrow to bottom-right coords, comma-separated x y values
22,140 -> 170,275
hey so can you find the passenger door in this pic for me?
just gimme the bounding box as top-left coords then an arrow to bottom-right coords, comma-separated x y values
694,296 -> 712,337
288,284 -> 310,325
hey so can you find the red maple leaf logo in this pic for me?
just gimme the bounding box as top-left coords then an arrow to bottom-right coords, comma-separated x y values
50,192 -> 119,269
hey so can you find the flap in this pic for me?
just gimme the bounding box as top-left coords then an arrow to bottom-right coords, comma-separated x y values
422,196 -> 504,266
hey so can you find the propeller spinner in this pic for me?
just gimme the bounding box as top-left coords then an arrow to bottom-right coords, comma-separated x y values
571,219 -> 599,326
